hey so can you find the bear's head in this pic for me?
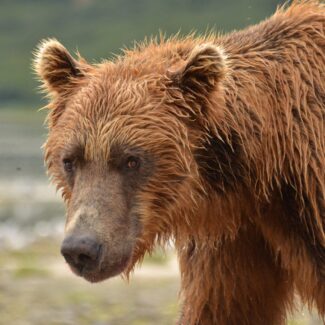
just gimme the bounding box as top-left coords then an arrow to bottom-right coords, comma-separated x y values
34,38 -> 227,282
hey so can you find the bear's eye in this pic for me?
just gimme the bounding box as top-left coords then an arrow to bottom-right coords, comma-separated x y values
126,156 -> 140,170
63,158 -> 74,173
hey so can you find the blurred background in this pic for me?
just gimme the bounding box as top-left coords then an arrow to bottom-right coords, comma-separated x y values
0,0 -> 322,324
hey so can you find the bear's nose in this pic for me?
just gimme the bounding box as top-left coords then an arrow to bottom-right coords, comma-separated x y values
61,234 -> 102,272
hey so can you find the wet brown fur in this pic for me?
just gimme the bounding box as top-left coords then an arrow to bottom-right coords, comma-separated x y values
34,1 -> 325,324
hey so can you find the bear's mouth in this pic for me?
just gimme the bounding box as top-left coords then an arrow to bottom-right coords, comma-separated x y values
68,253 -> 132,283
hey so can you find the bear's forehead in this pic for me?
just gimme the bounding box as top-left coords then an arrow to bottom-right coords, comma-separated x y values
52,60 -> 184,159
59,90 -> 175,156
67,66 -> 166,121
54,112 -> 179,163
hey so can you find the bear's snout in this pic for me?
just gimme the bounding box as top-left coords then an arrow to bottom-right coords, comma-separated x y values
61,234 -> 102,274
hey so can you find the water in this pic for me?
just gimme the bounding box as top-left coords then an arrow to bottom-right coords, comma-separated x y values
0,108 -> 64,248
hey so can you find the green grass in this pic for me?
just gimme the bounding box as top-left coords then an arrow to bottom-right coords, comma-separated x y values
13,266 -> 50,278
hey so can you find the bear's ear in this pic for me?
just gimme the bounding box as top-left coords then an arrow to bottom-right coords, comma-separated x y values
33,39 -> 86,96
168,43 -> 227,97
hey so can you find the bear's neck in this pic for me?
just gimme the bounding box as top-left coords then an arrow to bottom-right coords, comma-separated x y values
175,40 -> 294,324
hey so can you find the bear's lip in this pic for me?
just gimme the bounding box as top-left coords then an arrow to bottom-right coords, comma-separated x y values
68,253 -> 131,283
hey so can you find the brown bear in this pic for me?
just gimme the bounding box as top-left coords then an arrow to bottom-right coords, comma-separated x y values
34,1 -> 324,324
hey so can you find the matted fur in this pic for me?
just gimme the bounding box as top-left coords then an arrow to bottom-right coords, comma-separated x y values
34,1 -> 324,324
